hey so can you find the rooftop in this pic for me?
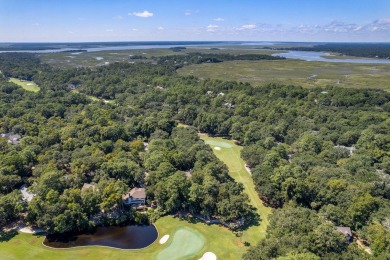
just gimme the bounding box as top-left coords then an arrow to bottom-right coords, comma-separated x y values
123,187 -> 146,200
336,226 -> 352,237
81,182 -> 96,191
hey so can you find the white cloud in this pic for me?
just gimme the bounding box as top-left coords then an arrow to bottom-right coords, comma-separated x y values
157,26 -> 164,30
113,15 -> 123,20
106,29 -> 113,32
130,10 -> 153,18
375,19 -> 390,24
184,12 -> 191,16
241,24 -> 257,30
207,24 -> 219,32
214,17 -> 224,22
132,28 -> 139,31
32,22 -> 40,27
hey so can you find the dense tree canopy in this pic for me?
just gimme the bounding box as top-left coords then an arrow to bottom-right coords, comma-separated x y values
0,52 -> 389,258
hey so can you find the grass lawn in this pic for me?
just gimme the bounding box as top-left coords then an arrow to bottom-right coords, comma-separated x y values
0,215 -> 246,260
200,136 -> 271,245
178,59 -> 390,91
156,227 -> 205,260
9,78 -> 40,92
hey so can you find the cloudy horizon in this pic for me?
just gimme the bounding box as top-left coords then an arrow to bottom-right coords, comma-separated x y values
1,0 -> 389,42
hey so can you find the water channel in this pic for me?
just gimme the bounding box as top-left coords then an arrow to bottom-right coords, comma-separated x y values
273,50 -> 390,64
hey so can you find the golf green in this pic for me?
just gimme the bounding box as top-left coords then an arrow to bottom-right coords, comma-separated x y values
156,228 -> 205,260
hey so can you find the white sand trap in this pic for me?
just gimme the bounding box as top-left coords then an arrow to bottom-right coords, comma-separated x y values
159,234 -> 170,244
27,83 -> 34,86
214,147 -> 221,151
199,252 -> 217,260
19,226 -> 44,234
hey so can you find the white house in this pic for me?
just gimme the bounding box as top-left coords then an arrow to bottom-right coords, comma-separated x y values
1,133 -> 21,145
122,188 -> 146,206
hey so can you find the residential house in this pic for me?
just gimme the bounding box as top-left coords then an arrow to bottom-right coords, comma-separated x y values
20,184 -> 35,202
1,133 -> 21,145
336,226 -> 353,242
122,188 -> 146,206
81,182 -> 97,192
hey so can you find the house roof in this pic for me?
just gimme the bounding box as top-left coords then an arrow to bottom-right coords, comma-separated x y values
81,182 -> 96,191
130,188 -> 146,199
123,188 -> 146,200
1,133 -> 21,145
336,226 -> 352,237
20,184 -> 35,202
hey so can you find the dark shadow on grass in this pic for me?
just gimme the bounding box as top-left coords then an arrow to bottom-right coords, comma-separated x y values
32,231 -> 46,238
0,229 -> 18,242
239,207 -> 261,231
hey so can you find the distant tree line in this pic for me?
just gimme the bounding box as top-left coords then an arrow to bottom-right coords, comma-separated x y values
156,52 -> 285,67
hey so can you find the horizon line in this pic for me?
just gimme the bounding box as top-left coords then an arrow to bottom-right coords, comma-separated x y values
1,40 -> 390,44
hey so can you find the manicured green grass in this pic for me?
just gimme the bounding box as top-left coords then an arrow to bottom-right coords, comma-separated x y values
156,228 -> 205,260
200,136 -> 271,245
9,78 -> 40,92
178,59 -> 390,91
0,215 -> 246,260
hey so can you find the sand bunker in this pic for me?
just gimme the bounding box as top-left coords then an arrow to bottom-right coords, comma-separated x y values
27,83 -> 34,86
19,226 -> 44,234
214,147 -> 221,150
159,234 -> 170,244
199,252 -> 217,260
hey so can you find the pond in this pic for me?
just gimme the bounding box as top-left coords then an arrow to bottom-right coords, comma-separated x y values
43,225 -> 158,249
273,51 -> 390,64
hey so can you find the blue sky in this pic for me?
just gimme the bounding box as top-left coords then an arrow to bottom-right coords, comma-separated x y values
1,0 -> 389,42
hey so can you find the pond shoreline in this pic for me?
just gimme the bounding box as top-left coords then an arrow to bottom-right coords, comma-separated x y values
42,224 -> 159,250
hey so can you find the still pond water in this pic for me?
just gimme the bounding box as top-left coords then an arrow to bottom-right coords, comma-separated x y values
43,225 -> 158,249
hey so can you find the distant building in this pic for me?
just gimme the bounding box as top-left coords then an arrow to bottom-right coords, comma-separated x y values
1,133 -> 21,145
20,184 -> 35,202
336,226 -> 353,242
334,145 -> 356,155
81,182 -> 97,192
122,188 -> 146,206
224,102 -> 234,109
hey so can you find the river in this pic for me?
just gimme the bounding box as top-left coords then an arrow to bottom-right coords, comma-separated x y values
273,50 -> 390,64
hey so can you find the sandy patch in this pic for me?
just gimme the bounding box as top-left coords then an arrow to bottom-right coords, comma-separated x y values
214,147 -> 221,151
244,164 -> 252,175
159,234 -> 170,244
199,252 -> 217,260
26,83 -> 34,86
19,226 -> 44,234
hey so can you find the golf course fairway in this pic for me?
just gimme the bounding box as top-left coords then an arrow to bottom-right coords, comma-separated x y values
200,135 -> 271,244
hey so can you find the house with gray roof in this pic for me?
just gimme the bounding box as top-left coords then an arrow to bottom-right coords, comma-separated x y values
122,188 -> 146,206
336,226 -> 353,242
1,133 -> 21,145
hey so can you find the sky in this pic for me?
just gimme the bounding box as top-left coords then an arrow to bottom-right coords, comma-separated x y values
1,0 -> 389,42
